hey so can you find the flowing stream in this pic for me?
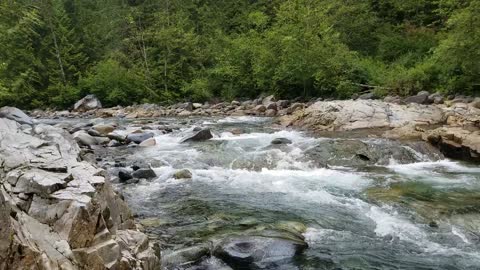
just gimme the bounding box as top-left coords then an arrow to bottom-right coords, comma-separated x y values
70,116 -> 480,269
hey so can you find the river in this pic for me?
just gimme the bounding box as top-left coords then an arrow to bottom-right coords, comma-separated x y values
59,116 -> 480,269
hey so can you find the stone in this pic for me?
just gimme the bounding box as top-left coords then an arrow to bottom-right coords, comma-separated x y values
404,91 -> 430,104
471,97 -> 480,109
162,244 -> 210,269
108,140 -> 122,147
118,169 -> 133,183
180,129 -> 213,143
265,109 -> 276,117
107,132 -> 126,142
73,94 -> 102,112
271,138 -> 292,145
139,137 -> 156,147
0,106 -> 33,125
93,124 -> 115,135
178,110 -> 193,117
423,127 -> 480,162
126,132 -> 154,144
230,128 -> 245,135
286,103 -> 305,114
276,100 -> 290,108
132,168 -> 157,179
173,169 -> 193,179
262,95 -> 276,105
266,102 -> 277,111
254,105 -> 266,113
73,131 -> 98,147
358,92 -> 375,100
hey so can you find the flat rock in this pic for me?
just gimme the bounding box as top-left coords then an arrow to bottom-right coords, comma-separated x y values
0,106 -> 33,125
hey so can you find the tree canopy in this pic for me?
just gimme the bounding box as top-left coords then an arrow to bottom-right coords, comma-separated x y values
0,0 -> 478,109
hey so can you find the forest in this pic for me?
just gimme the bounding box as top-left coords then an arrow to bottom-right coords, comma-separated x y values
0,0 -> 478,109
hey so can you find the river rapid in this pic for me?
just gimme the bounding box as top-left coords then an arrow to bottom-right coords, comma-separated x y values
56,116 -> 480,269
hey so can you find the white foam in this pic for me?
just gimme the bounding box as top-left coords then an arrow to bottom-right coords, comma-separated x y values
217,116 -> 271,123
366,206 -> 426,241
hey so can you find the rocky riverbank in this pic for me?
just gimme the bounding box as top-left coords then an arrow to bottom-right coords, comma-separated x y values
280,99 -> 480,162
0,108 -> 159,269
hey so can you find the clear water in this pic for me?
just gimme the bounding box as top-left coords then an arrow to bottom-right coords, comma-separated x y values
80,116 -> 480,269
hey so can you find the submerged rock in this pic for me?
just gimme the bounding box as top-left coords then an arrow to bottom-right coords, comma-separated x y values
271,138 -> 292,145
181,129 -> 213,143
214,233 -> 307,269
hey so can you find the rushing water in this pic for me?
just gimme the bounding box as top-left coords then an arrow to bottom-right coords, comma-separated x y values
63,116 -> 480,269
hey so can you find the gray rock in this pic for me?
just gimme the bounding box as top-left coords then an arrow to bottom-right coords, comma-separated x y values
127,132 -> 154,144
265,109 -> 276,117
118,169 -> 133,183
276,100 -> 290,108
162,244 -> 211,268
262,95 -> 276,105
73,94 -> 102,112
404,91 -> 430,104
132,168 -> 157,179
470,97 -> 480,109
181,129 -> 213,143
73,131 -> 98,146
358,92 -> 375,100
139,137 -> 156,147
0,106 -> 33,125
254,105 -> 266,113
266,102 -> 277,111
271,138 -> 292,145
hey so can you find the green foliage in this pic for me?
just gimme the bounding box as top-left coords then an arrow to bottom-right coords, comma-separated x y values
0,0 -> 478,109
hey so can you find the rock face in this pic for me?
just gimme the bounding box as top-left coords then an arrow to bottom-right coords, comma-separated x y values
283,100 -> 444,131
73,94 -> 102,112
0,116 -> 159,269
423,127 -> 480,162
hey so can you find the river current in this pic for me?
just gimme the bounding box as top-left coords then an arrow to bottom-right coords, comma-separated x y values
60,116 -> 480,269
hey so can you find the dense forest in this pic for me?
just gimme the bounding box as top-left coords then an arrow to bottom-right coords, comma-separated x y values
0,0 -> 479,109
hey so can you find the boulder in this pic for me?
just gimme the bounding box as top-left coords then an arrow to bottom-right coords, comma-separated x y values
180,129 -> 213,143
73,95 -> 102,112
423,127 -> 480,162
126,132 -> 154,144
276,100 -> 290,108
254,105 -> 266,113
73,131 -> 98,147
173,169 -> 193,179
265,109 -> 276,117
404,91 -> 430,104
93,124 -> 115,135
266,102 -> 277,111
132,168 -> 157,179
471,97 -> 480,109
162,244 -> 210,269
0,106 -> 33,125
262,95 -> 276,105
286,103 -> 305,114
118,169 -> 133,183
358,92 -> 375,100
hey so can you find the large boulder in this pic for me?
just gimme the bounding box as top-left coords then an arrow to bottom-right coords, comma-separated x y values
423,127 -> 480,162
73,94 -> 102,112
180,128 -> 213,143
0,106 -> 33,125
0,118 -> 159,269
404,91 -> 430,104
126,132 -> 154,144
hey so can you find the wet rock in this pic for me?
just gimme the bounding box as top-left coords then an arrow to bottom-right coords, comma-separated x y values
423,126 -> 480,162
118,169 -> 133,183
181,129 -> 213,143
230,128 -> 245,135
132,168 -> 157,179
271,138 -> 292,145
127,132 -> 154,144
73,94 -> 102,112
139,137 -> 156,147
214,233 -> 307,269
174,169 -> 193,179
0,106 -> 33,125
162,244 -> 211,269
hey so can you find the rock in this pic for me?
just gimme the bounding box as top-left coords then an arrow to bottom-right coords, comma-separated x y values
266,102 -> 277,111
358,92 -> 375,100
126,132 -> 154,144
132,168 -> 157,179
173,169 -> 193,179
271,138 -> 292,145
162,244 -> 211,269
181,129 -> 213,143
0,106 -> 34,125
73,131 -> 98,147
286,103 -> 304,114
107,132 -> 126,142
276,100 -> 290,109
383,96 -> 402,104
470,97 -> 480,109
118,169 -> 133,183
423,127 -> 480,162
429,93 -> 444,104
87,128 -> 102,137
262,95 -> 276,105
214,234 -> 307,269
230,128 -> 245,135
254,105 -> 266,113
231,100 -> 241,106
404,91 -> 430,104
108,140 -> 122,147
73,94 -> 102,112
0,118 -> 159,269
265,109 -> 276,117
139,137 -> 156,147
178,110 -> 193,117
93,124 -> 115,135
